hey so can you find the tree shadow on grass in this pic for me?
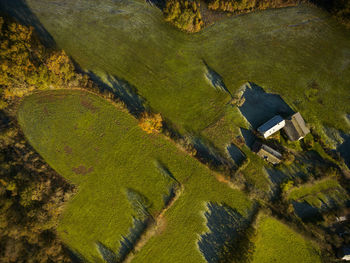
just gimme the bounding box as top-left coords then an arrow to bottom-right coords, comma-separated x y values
338,132 -> 350,169
203,60 -> 233,98
238,82 -> 294,129
145,0 -> 166,10
292,201 -> 323,222
192,137 -> 236,170
198,202 -> 257,263
0,0 -> 56,47
226,143 -> 246,166
64,247 -> 87,263
117,217 -> 149,262
96,241 -> 118,263
240,128 -> 256,149
87,72 -> 146,118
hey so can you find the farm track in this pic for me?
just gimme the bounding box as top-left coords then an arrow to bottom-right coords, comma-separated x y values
124,185 -> 185,263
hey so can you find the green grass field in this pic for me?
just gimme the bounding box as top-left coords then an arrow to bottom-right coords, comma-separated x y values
287,178 -> 349,208
13,0 -> 349,195
251,216 -> 322,263
17,90 -> 253,262
18,0 -> 350,136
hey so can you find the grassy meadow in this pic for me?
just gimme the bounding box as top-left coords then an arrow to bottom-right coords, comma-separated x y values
11,0 -> 349,195
16,0 -> 350,136
251,216 -> 322,263
287,178 -> 349,208
17,90 -> 253,262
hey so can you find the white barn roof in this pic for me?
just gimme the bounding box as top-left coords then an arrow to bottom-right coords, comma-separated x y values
257,115 -> 285,138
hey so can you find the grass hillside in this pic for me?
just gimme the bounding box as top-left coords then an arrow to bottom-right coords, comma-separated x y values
11,0 -> 350,137
287,178 -> 349,208
17,90 -> 253,262
251,216 -> 322,263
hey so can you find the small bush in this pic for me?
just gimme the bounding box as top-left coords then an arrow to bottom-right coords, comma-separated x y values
138,112 -> 163,134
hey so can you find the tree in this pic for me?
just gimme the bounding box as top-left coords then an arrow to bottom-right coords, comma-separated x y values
163,0 -> 204,32
138,112 -> 163,134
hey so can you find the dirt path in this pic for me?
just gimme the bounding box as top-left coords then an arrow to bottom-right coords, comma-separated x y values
123,185 -> 184,263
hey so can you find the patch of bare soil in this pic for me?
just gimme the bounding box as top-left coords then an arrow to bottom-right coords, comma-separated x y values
64,145 -> 72,155
80,96 -> 98,113
43,106 -> 49,116
36,93 -> 68,103
72,165 -> 94,175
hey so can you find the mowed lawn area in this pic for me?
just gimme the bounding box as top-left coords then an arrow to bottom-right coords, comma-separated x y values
17,90 -> 253,263
11,0 -> 350,134
251,216 -> 322,263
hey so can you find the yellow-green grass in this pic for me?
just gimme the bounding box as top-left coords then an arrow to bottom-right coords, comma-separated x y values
287,178 -> 348,208
17,0 -> 350,135
201,107 -> 272,195
17,90 -> 252,262
251,216 -> 322,263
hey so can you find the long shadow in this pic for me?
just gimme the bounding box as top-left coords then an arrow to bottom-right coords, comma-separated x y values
226,143 -> 246,166
192,137 -> 235,170
64,247 -> 87,263
96,241 -> 118,263
203,60 -> 233,98
292,201 -> 322,222
87,72 -> 146,118
240,128 -> 256,149
198,202 -> 257,263
338,132 -> 350,169
117,217 -> 149,262
238,82 -> 294,129
146,0 -> 166,10
0,0 -> 56,47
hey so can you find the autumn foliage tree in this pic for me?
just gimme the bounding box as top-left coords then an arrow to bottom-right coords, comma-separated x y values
164,0 -> 204,32
0,17 -> 85,263
207,0 -> 300,13
138,112 -> 163,134
0,17 -> 88,107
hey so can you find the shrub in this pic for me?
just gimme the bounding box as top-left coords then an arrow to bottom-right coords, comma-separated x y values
138,112 -> 163,134
283,152 -> 295,165
164,0 -> 204,32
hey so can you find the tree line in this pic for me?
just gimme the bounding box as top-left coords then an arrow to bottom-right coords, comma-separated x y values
0,16 -> 87,263
162,0 -> 350,32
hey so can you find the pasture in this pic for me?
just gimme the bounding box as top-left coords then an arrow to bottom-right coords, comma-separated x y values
17,90 -> 253,262
6,0 -> 350,136
251,216 -> 322,263
287,178 -> 349,208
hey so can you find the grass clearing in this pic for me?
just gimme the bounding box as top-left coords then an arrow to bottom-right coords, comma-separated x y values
11,0 -> 350,135
17,90 -> 252,262
287,178 -> 349,208
251,216 -> 322,263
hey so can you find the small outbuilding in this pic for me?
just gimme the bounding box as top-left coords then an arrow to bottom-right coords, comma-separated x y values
257,115 -> 285,138
253,142 -> 282,164
283,112 -> 310,141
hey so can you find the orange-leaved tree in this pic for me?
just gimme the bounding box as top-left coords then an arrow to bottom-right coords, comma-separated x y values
138,112 -> 163,134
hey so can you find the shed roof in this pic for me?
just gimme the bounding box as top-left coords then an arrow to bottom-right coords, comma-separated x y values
254,142 -> 282,164
283,112 -> 310,141
257,115 -> 284,133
